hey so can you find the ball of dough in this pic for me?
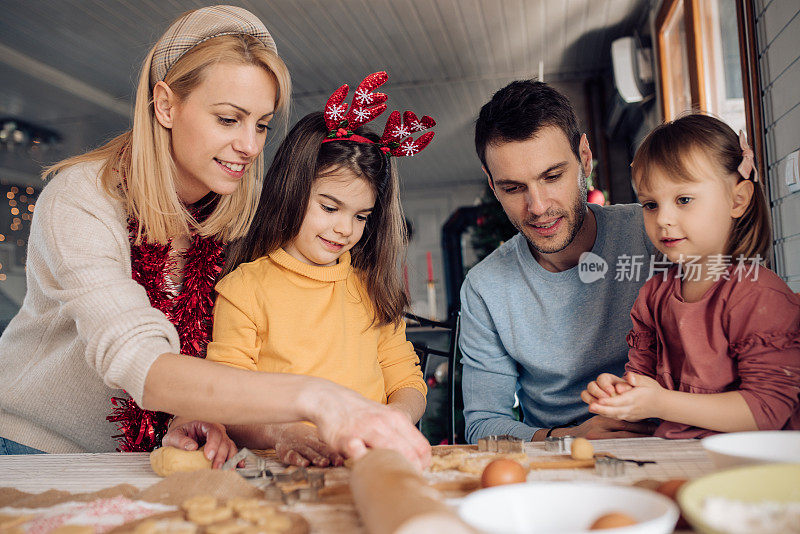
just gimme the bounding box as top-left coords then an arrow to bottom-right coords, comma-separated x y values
150,446 -> 213,477
570,437 -> 594,460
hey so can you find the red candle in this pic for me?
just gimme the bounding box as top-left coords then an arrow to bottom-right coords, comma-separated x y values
426,251 -> 434,282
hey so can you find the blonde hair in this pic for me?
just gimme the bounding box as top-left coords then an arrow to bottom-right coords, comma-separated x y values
45,33 -> 291,244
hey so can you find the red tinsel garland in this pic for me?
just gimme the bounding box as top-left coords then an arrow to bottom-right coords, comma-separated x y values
107,220 -> 224,452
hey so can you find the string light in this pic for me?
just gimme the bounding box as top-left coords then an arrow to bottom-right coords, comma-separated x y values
0,182 -> 38,282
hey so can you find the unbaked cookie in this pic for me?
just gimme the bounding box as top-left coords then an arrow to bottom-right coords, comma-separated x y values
205,519 -> 253,534
181,495 -> 219,513
238,506 -> 278,524
430,450 -> 529,474
134,518 -> 198,534
186,505 -> 233,526
228,498 -> 264,514
51,526 -> 94,534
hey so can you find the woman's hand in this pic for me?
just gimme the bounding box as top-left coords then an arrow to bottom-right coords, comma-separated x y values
161,418 -> 239,469
272,423 -> 345,467
588,373 -> 664,422
306,385 -> 431,471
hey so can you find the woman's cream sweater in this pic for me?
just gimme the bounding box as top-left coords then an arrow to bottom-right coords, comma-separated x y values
0,162 -> 180,453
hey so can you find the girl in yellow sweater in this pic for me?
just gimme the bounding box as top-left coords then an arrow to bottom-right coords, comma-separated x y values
204,72 -> 435,466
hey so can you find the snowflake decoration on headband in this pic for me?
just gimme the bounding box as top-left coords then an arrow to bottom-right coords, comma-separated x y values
322,71 -> 436,157
325,103 -> 347,123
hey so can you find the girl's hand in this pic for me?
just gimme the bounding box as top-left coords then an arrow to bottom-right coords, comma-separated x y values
161,419 -> 239,469
588,373 -> 664,422
272,423 -> 345,467
581,373 -> 632,404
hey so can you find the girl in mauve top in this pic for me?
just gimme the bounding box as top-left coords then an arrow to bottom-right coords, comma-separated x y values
581,114 -> 799,439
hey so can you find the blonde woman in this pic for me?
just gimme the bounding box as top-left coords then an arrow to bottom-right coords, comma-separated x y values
0,6 -> 430,470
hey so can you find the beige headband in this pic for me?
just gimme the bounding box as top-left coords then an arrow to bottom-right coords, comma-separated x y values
150,5 -> 277,86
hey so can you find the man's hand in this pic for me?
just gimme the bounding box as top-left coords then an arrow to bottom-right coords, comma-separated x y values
588,373 -> 664,422
552,414 -> 656,439
272,423 -> 345,467
581,373 -> 633,405
161,419 -> 239,469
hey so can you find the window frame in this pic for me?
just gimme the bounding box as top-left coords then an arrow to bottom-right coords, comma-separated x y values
655,0 -> 764,181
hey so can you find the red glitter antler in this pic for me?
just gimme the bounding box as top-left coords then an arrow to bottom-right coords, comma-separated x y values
322,71 -> 436,157
323,71 -> 388,134
379,110 -> 436,157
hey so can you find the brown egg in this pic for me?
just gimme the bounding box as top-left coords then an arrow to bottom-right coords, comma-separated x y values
589,512 -> 638,530
570,437 -> 594,460
480,458 -> 527,488
655,478 -> 687,501
655,479 -> 689,528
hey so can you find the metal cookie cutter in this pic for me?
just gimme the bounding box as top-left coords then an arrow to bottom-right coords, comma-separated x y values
544,435 -> 574,453
222,448 -> 325,504
595,455 -> 626,477
477,435 -> 524,453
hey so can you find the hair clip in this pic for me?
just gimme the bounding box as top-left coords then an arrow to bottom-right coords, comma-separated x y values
321,71 -> 435,157
737,130 -> 758,182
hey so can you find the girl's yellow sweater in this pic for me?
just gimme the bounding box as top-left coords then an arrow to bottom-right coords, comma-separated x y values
206,248 -> 426,403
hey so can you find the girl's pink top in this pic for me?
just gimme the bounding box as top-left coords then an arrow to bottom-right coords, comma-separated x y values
625,264 -> 800,439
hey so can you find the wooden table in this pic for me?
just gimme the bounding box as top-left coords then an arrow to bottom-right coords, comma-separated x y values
0,437 -> 716,532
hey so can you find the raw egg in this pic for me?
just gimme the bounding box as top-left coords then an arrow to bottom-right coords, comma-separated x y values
570,437 -> 594,460
480,458 -> 527,488
589,512 -> 638,530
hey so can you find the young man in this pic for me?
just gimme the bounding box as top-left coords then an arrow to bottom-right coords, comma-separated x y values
461,80 -> 657,443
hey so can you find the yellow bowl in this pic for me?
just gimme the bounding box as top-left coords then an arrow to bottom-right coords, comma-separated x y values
677,463 -> 800,534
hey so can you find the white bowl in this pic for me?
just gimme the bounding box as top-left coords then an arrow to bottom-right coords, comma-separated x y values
701,431 -> 800,469
458,482 -> 678,534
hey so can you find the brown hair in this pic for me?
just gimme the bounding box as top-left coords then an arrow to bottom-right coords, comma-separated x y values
225,112 -> 409,326
631,114 -> 771,261
475,80 -> 581,177
45,31 -> 291,244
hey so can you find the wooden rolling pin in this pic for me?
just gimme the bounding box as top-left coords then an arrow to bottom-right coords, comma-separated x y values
349,449 -> 477,534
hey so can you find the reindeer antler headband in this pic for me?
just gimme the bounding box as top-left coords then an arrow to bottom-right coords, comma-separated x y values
321,71 -> 436,157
